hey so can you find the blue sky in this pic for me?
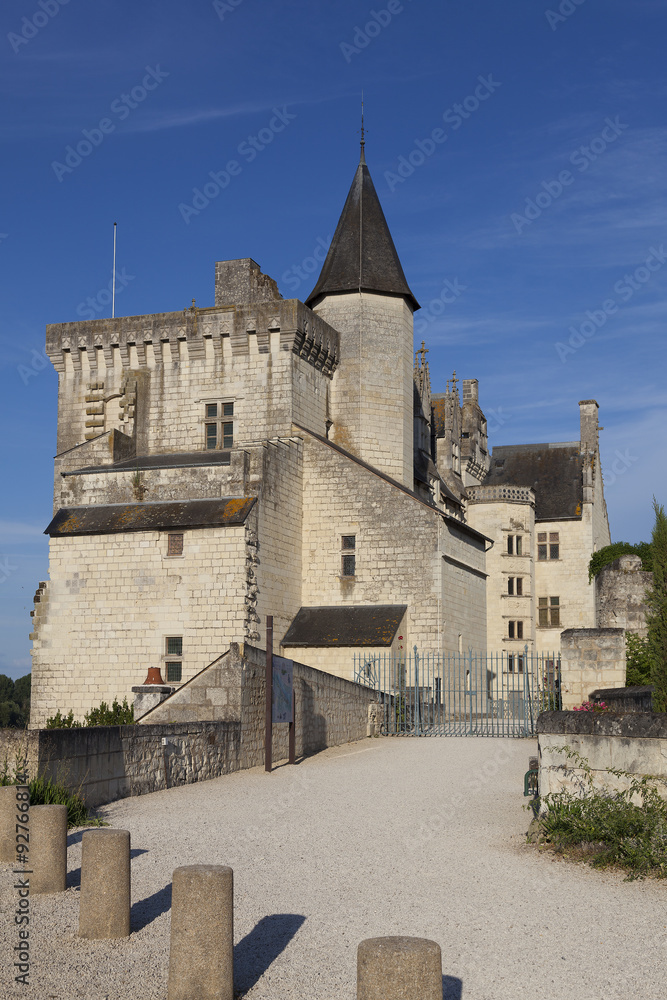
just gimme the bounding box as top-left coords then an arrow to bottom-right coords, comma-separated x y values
1,0 -> 665,679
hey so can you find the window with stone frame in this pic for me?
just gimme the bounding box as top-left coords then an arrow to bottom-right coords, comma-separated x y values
508,653 -> 524,674
164,636 -> 183,682
538,596 -> 561,627
167,532 -> 184,557
507,534 -> 523,556
341,535 -> 356,577
508,620 -> 524,640
508,577 -> 524,596
204,401 -> 234,450
537,531 -> 560,560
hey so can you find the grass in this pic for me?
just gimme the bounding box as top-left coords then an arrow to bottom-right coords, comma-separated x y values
1,746 -> 105,828
534,746 -> 667,880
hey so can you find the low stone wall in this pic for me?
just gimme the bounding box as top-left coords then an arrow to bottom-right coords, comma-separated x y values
590,685 -> 654,713
560,628 -> 626,709
537,710 -> 667,802
0,645 -> 376,808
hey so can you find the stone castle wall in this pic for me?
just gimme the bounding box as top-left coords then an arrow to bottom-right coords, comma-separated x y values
299,429 -> 487,653
596,554 -> 652,636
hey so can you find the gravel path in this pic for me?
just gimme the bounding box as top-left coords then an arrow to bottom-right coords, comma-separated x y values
1,736 -> 665,999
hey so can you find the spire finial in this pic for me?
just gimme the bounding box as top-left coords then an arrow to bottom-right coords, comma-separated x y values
359,91 -> 366,163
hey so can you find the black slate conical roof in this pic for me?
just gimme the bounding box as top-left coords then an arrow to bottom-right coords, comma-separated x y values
306,149 -> 419,311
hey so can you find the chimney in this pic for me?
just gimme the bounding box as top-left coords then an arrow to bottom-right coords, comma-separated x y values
215,258 -> 282,306
579,399 -> 599,454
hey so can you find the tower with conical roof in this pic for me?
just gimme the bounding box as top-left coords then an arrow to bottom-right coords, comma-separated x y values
306,137 -> 419,488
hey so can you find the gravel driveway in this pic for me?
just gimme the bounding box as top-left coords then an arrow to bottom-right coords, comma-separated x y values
1,736 -> 665,999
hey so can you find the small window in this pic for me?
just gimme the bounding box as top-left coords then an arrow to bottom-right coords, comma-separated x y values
167,533 -> 184,557
516,577 -> 523,596
507,535 -> 513,555
516,536 -> 522,556
508,577 -> 514,596
508,654 -> 524,674
204,401 -> 233,450
550,532 -> 560,560
164,636 -> 183,683
508,621 -> 515,639
538,531 -> 559,560
341,535 -> 356,577
539,596 -> 561,628
517,621 -> 523,640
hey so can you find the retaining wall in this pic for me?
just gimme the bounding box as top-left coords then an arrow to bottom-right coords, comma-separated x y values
537,710 -> 667,802
0,645 -> 375,808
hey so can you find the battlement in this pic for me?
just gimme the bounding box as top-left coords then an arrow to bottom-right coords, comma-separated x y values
45,297 -> 339,378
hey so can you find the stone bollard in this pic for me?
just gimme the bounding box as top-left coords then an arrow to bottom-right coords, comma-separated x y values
357,936 -> 442,1000
0,785 -> 29,864
79,829 -> 131,939
31,804 -> 67,893
168,865 -> 234,1000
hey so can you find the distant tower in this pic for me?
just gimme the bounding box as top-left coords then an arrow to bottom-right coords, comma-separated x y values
306,139 -> 419,487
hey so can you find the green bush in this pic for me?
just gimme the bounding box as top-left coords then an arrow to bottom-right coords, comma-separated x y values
626,633 -> 652,687
0,753 -> 102,828
46,697 -> 134,728
0,673 -> 31,728
588,541 -> 653,582
538,746 -> 667,879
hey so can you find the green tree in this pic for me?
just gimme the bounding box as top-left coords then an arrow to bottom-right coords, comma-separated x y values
588,540 -> 653,582
625,633 -> 651,687
13,675 -> 31,718
647,499 -> 667,711
0,674 -> 14,703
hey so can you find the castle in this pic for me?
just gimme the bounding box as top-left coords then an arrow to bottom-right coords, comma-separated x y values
28,143 -> 610,726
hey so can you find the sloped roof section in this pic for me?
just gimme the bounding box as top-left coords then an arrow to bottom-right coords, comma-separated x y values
63,451 -> 232,476
46,497 -> 256,536
306,154 -> 419,310
282,605 -> 407,647
482,444 -> 583,520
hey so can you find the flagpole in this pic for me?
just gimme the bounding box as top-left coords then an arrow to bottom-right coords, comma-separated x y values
112,222 -> 117,318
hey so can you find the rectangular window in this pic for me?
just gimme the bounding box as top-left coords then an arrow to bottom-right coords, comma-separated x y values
165,636 -> 183,682
167,533 -> 184,557
539,597 -> 561,627
508,654 -> 524,674
508,577 -> 514,596
341,535 -> 356,577
538,530 -> 559,560
507,535 -> 513,555
508,621 -> 515,639
516,577 -> 523,596
204,401 -> 233,450
517,621 -> 523,640
516,535 -> 522,556
550,532 -> 560,560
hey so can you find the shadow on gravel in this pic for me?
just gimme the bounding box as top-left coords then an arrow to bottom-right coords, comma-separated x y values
131,882 -> 173,931
234,913 -> 306,993
443,974 -> 463,999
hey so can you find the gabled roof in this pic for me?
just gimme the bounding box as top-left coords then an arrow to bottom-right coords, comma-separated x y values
483,443 -> 583,520
306,151 -> 419,311
282,605 -> 407,647
45,497 -> 256,536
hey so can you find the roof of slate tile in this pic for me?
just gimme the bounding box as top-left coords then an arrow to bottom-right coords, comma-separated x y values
45,497 -> 256,536
282,605 -> 407,647
63,451 -> 232,476
306,151 -> 419,310
482,443 -> 584,520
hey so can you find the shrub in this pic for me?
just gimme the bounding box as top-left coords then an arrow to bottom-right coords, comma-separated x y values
0,754 -> 102,828
572,700 -> 609,712
625,633 -> 652,687
46,698 -> 134,728
588,540 -> 653,582
537,746 -> 667,879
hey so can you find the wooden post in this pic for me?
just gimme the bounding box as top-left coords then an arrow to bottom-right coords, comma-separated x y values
265,616 -> 273,773
288,688 -> 296,764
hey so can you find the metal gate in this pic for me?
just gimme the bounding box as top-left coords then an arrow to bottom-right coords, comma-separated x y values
354,647 -> 561,737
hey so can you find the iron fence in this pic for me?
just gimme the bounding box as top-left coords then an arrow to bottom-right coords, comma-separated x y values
354,646 -> 561,736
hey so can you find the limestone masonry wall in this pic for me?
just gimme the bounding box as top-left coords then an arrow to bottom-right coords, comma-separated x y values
300,430 -> 487,653
559,628 -> 626,709
596,554 -> 652,635
3,644 -> 375,808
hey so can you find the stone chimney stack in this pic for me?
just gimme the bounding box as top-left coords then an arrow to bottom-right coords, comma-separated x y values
215,258 -> 282,306
579,399 -> 600,455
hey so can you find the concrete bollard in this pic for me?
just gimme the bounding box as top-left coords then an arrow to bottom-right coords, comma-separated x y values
30,804 -> 67,893
357,936 -> 442,1000
0,785 -> 29,864
79,829 -> 131,939
168,865 -> 234,1000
